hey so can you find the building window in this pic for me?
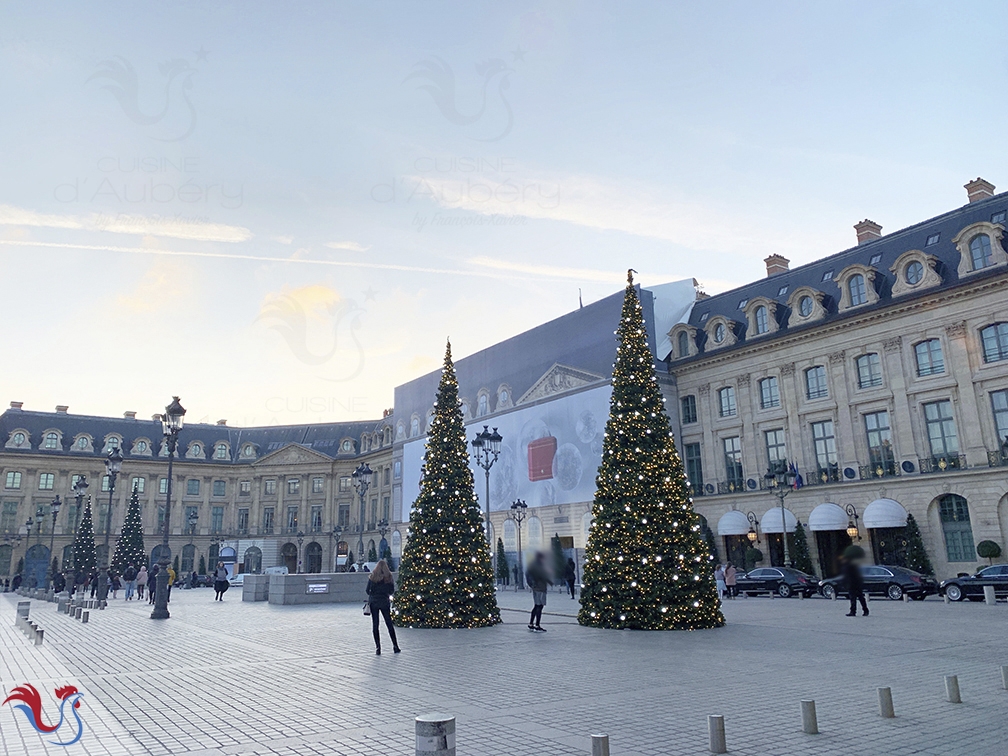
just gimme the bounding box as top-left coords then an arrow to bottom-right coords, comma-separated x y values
856,353 -> 882,388
759,377 -> 780,409
718,387 -> 737,418
76,436 -> 88,450
939,494 -> 975,562
184,505 -> 198,533
924,400 -> 958,459
287,478 -> 300,495
925,232 -> 940,246
383,468 -> 391,486
821,270 -> 833,282
677,331 -> 689,358
186,479 -> 200,496
848,274 -> 867,306
191,443 -> 201,456
212,480 -> 226,497
969,234 -> 993,270
914,339 -> 944,376
681,395 -> 698,424
905,261 -> 923,285
993,211 -> 1006,224
105,437 -> 120,452
869,253 -> 882,266
262,507 -> 275,534
264,479 -> 277,495
44,432 -> 58,450
211,506 -> 224,534
737,299 -> 748,310
864,411 -> 895,476
992,390 -> 1008,446
723,437 -> 743,488
156,504 -> 166,530
798,296 -> 813,317
239,480 -> 251,496
811,420 -> 838,480
339,476 -> 351,491
136,440 -> 148,453
754,306 -> 769,334
101,475 -> 110,492
159,478 -> 168,494
12,432 -> 25,446
312,476 -> 324,494
394,461 -> 401,480
1,502 -> 19,533
338,504 -> 350,527
286,506 -> 298,532
131,476 -> 145,494
97,503 -> 110,534
212,443 -> 225,459
777,285 -> 788,297
382,495 -> 390,520
764,429 -> 786,466
38,473 -> 54,490
5,472 -> 21,490
981,323 -> 1008,363
713,323 -> 726,343
684,443 -> 703,491
237,508 -> 249,534
310,505 -> 323,532
805,366 -> 828,400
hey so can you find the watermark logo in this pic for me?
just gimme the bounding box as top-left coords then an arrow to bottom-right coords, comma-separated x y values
405,56 -> 515,142
3,684 -> 85,746
87,55 -> 201,141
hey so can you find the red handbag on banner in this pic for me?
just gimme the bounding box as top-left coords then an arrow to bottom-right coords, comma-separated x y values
527,436 -> 557,481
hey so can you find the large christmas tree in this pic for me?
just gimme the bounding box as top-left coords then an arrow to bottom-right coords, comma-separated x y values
393,341 -> 501,628
72,499 -> 97,581
112,483 -> 146,574
579,272 -> 725,630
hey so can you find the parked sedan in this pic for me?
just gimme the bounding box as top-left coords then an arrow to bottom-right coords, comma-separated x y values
735,567 -> 818,598
940,565 -> 1008,601
819,565 -> 938,601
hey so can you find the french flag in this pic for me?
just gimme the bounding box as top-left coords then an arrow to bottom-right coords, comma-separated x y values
790,462 -> 804,490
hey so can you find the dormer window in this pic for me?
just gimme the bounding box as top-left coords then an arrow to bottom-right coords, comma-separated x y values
243,444 -> 256,457
215,443 -> 228,460
44,432 -> 58,449
992,211 -> 1006,224
137,440 -> 147,452
787,286 -> 827,327
670,324 -> 698,359
821,270 -> 834,282
952,222 -> 1008,277
890,250 -> 940,297
777,285 -> 788,297
342,439 -> 354,452
869,253 -> 882,266
737,299 -> 748,310
76,437 -> 88,450
104,436 -> 121,453
754,306 -> 768,334
925,233 -> 940,246
970,234 -> 993,270
677,331 -> 689,356
13,432 -> 25,446
905,261 -> 923,285
836,264 -> 879,312
799,297 -> 813,317
714,324 -> 725,343
848,274 -> 867,306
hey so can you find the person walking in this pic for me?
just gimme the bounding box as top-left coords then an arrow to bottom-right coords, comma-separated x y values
564,557 -> 577,600
110,571 -> 121,600
167,565 -> 176,602
714,564 -> 727,599
724,563 -> 737,599
843,554 -> 869,617
136,565 -> 147,600
526,552 -> 553,632
123,564 -> 137,601
213,562 -> 230,601
365,560 -> 400,655
147,564 -> 159,605
89,569 -> 98,598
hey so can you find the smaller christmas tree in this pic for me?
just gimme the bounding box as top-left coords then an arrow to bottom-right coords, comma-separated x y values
791,523 -> 816,577
199,555 -> 206,574
901,514 -> 933,575
496,538 -> 509,584
112,484 -> 146,574
368,542 -> 378,562
72,499 -> 97,581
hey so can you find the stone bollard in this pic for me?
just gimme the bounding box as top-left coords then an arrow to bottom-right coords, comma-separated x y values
878,687 -> 895,718
799,591 -> 805,600
903,593 -> 910,603
708,715 -> 726,754
82,611 -> 89,624
75,606 -> 82,620
943,593 -> 950,604
801,700 -> 818,734
830,591 -> 836,601
945,675 -> 961,704
34,628 -> 43,645
984,585 -> 996,605
1000,665 -> 1008,690
16,601 -> 30,620
415,714 -> 455,756
590,734 -> 610,756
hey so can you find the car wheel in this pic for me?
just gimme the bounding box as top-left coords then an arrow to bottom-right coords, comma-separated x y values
778,583 -> 792,598
945,584 -> 963,602
822,584 -> 836,600
887,584 -> 903,601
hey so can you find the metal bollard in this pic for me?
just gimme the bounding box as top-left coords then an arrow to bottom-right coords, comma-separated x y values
591,734 -> 610,756
1000,666 -> 1008,690
801,700 -> 818,734
82,611 -> 89,624
984,585 -> 996,605
945,675 -> 961,703
34,628 -> 43,645
708,715 -> 726,754
415,713 -> 455,756
75,606 -> 82,620
878,687 -> 895,718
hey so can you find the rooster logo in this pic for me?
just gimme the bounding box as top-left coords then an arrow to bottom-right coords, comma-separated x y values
405,56 -> 515,142
87,56 -> 198,142
3,684 -> 85,746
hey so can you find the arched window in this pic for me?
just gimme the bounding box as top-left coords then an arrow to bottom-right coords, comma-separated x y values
905,261 -> 923,285
713,323 -> 725,343
215,443 -> 228,459
848,274 -> 867,306
477,394 -> 489,416
44,432 -> 58,450
244,546 -> 263,574
970,234 -> 993,270
805,366 -> 828,399
856,353 -> 882,388
798,296 -> 813,317
938,495 -> 975,562
754,306 -> 769,334
981,323 -> 1008,363
305,542 -> 323,573
677,330 -> 689,357
181,544 -> 196,573
410,417 -> 419,437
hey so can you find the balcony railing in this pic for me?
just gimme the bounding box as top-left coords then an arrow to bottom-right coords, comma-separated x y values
988,449 -> 1008,468
717,480 -> 750,495
803,466 -> 840,486
859,462 -> 898,480
237,527 -> 249,536
919,455 -> 966,473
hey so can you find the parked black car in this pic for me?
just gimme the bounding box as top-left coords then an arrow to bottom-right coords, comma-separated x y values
940,565 -> 1008,601
735,567 -> 818,598
818,565 -> 938,601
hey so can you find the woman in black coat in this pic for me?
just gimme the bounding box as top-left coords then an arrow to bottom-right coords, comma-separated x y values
365,560 -> 400,655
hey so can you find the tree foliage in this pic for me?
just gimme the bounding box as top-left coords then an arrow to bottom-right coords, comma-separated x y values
791,522 -> 816,577
901,513 -> 933,575
112,484 -> 146,575
72,499 -> 97,579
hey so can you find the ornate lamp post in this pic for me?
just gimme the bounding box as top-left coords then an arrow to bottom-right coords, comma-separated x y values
763,461 -> 796,567
331,524 -> 344,572
746,511 -> 761,545
296,530 -> 305,573
152,396 -> 186,620
471,426 -> 502,569
45,496 -> 62,592
70,476 -> 88,592
509,499 -> 528,590
845,505 -> 861,541
351,462 -> 372,566
23,517 -> 33,589
98,447 -> 123,607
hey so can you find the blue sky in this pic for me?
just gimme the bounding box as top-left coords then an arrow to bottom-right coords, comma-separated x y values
1,1 -> 1005,425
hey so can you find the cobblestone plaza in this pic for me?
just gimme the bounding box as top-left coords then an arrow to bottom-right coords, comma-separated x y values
2,590 -> 1006,756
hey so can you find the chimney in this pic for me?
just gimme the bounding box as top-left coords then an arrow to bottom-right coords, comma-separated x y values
764,254 -> 790,277
216,419 -> 227,426
854,219 -> 882,245
9,401 -> 23,410
124,411 -> 137,420
965,177 -> 995,204
56,405 -> 69,414
152,413 -> 162,423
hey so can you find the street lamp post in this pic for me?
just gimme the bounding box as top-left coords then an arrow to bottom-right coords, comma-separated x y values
188,511 -> 198,544
845,505 -> 861,541
352,462 -> 372,566
510,499 -> 528,590
471,426 -> 502,571
296,531 -> 305,573
331,524 -> 344,572
98,447 -> 123,608
46,496 -> 62,592
763,461 -> 796,567
746,511 -> 761,545
23,517 -> 33,589
152,396 -> 186,620
70,476 -> 89,594
31,503 -> 45,589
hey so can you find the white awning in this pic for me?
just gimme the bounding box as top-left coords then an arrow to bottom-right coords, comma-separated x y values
761,506 -> 797,534
863,498 -> 907,529
808,502 -> 849,532
716,510 -> 751,536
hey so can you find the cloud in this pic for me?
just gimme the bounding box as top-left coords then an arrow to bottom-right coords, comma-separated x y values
116,259 -> 196,313
324,240 -> 371,252
271,235 -> 293,245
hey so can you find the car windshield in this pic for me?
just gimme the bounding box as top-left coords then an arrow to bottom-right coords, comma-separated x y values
782,568 -> 814,579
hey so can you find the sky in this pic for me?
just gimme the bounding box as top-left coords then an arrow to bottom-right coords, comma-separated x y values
2,1 -> 1006,427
